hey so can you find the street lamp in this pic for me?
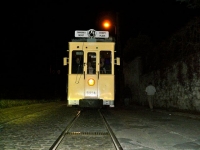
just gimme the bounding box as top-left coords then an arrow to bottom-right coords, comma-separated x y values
102,20 -> 116,36
101,14 -> 123,105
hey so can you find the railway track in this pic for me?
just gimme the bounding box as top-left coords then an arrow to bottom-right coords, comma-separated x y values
50,109 -> 122,150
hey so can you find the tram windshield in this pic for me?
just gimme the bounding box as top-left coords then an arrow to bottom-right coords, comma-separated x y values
71,50 -> 84,74
100,51 -> 112,74
87,52 -> 96,74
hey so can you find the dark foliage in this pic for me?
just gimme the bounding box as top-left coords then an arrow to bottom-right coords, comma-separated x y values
125,16 -> 200,74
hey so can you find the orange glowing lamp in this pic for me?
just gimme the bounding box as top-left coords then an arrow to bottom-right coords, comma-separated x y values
103,20 -> 111,29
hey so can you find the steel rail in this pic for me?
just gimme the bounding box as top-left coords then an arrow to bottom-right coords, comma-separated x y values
49,110 -> 81,150
99,109 -> 123,150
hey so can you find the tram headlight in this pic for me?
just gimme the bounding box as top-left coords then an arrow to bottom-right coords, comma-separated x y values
88,78 -> 95,86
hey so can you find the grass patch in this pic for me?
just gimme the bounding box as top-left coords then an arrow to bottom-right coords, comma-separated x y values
0,99 -> 60,109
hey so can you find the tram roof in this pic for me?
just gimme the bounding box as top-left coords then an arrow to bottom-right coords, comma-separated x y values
71,38 -> 115,42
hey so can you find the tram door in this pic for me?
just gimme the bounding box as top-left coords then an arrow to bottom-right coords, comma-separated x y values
84,51 -> 98,99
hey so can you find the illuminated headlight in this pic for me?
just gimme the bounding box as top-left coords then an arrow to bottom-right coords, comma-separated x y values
88,78 -> 95,86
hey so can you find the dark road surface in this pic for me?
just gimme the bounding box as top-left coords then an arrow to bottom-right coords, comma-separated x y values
0,101 -> 199,150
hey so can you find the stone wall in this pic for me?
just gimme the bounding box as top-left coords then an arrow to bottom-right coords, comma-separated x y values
123,53 -> 200,112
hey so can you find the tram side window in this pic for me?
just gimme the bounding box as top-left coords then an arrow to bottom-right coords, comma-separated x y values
100,51 -> 112,74
71,51 -> 84,74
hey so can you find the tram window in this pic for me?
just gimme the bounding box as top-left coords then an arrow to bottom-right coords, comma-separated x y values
100,51 -> 112,74
87,52 -> 96,74
71,50 -> 84,74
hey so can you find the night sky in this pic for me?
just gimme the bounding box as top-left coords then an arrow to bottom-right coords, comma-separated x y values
1,0 -> 198,99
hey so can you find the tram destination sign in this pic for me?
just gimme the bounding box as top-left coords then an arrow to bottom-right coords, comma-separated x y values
75,29 -> 109,38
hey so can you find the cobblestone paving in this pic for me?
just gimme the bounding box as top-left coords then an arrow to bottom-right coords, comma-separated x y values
69,109 -> 107,132
56,109 -> 116,150
101,106 -> 200,150
0,102 -> 78,150
57,135 -> 115,150
0,103 -> 200,150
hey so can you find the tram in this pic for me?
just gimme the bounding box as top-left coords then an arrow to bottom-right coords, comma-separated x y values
63,29 -> 120,107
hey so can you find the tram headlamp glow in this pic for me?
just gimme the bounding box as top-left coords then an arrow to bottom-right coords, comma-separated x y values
88,78 -> 95,86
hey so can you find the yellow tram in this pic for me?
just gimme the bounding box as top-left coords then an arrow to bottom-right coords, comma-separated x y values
63,29 -> 120,107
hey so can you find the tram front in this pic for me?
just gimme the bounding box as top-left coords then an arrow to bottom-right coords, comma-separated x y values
63,29 -> 120,108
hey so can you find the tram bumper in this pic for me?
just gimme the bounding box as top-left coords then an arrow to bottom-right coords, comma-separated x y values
79,99 -> 103,108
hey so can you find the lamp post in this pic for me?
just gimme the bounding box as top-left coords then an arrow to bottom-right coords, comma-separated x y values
102,20 -> 116,36
102,15 -> 123,106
